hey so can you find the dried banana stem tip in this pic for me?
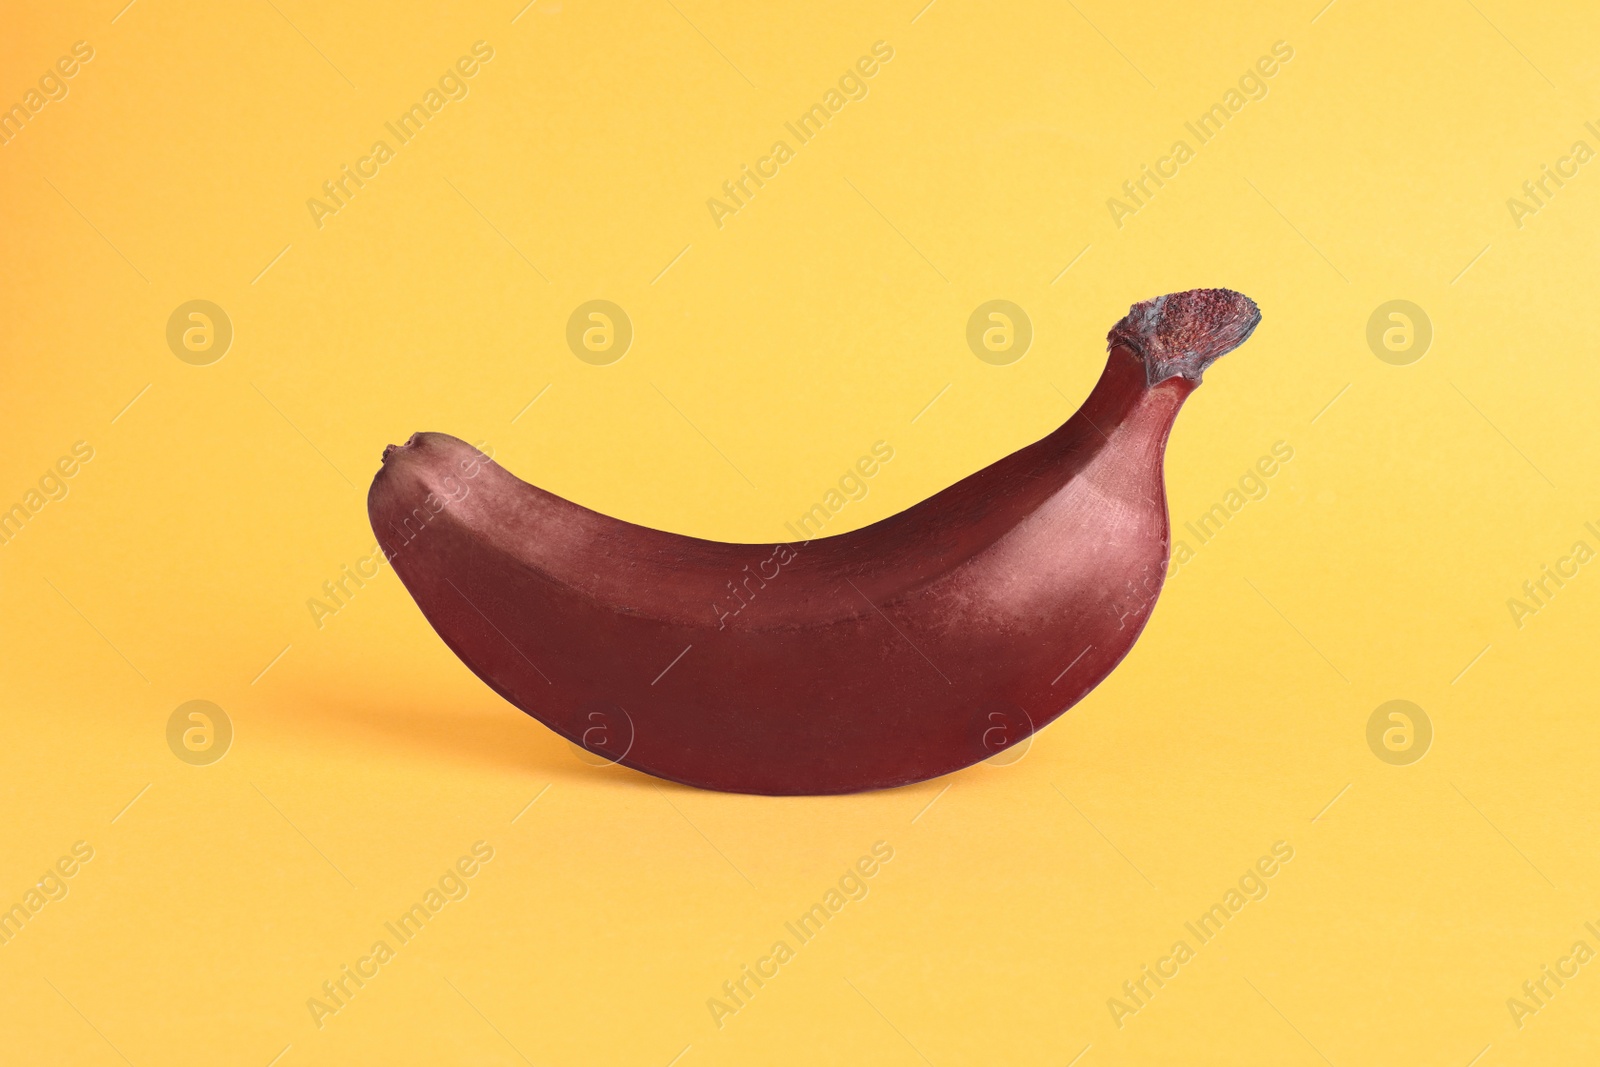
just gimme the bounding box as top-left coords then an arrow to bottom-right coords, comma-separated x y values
1108,288 -> 1262,385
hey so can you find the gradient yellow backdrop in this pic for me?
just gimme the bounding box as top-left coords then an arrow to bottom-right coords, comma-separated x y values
3,1 -> 1597,1063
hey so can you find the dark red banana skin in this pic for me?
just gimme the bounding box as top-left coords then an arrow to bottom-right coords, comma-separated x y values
368,289 -> 1261,794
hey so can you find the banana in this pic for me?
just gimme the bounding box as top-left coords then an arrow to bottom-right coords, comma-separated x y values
369,289 -> 1261,794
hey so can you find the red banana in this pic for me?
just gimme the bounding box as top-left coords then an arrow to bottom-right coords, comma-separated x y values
368,289 -> 1261,794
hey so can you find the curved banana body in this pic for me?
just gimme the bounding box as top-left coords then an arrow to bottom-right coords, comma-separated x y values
368,289 -> 1260,794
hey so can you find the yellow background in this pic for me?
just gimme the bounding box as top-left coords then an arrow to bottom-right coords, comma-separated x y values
2,1 -> 1597,1063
